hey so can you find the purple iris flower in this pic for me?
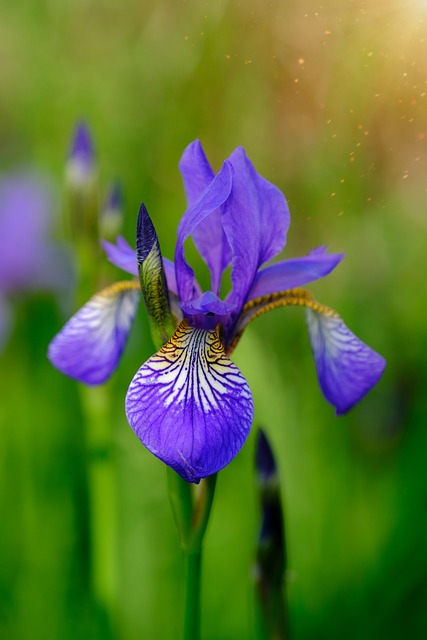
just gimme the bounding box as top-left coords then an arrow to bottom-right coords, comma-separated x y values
0,174 -> 71,350
48,140 -> 385,483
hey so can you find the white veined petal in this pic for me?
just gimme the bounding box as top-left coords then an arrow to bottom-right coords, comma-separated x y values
306,308 -> 385,414
126,320 -> 254,482
48,281 -> 140,384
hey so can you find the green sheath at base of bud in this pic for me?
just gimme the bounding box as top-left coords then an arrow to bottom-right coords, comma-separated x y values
137,203 -> 175,349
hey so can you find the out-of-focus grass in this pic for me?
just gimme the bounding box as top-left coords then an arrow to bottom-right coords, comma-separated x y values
1,0 -> 426,638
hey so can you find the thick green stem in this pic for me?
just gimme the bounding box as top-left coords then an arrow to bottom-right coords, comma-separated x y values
183,550 -> 202,640
167,471 -> 217,640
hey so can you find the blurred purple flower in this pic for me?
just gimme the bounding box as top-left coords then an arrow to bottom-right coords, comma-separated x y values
0,174 -> 72,349
48,140 -> 385,482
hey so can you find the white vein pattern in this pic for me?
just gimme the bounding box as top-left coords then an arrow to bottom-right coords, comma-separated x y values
306,308 -> 385,414
48,282 -> 140,385
126,320 -> 254,482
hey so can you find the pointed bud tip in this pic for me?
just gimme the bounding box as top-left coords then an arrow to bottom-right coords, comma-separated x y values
136,203 -> 157,263
66,122 -> 96,186
255,429 -> 278,482
69,122 -> 95,165
104,181 -> 122,212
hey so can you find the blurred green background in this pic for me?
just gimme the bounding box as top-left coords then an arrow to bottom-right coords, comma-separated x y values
1,0 -> 426,638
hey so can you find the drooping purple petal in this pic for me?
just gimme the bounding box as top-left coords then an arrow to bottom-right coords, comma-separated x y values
126,320 -> 254,483
179,140 -> 232,294
48,281 -> 140,385
175,161 -> 233,303
222,148 -> 290,313
247,248 -> 345,300
306,308 -> 386,415
102,236 -> 178,295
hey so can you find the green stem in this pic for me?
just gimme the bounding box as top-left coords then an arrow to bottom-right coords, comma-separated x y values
166,471 -> 217,640
80,383 -> 117,631
183,550 -> 202,640
255,583 -> 288,640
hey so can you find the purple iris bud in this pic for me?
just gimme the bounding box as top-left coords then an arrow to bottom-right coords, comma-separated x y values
255,428 -> 278,485
136,204 -> 175,347
0,173 -> 72,350
101,181 -> 123,239
136,203 -> 159,263
49,139 -> 385,482
66,121 -> 96,186
254,429 -> 287,636
255,430 -> 284,558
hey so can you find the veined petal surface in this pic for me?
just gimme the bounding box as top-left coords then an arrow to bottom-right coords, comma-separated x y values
48,281 -> 140,385
126,320 -> 254,483
306,308 -> 386,414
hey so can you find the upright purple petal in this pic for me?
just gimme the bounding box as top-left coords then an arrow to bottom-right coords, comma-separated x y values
179,140 -> 231,294
179,139 -> 215,207
306,309 -> 386,414
174,161 -> 233,303
48,281 -> 140,385
247,248 -> 345,300
126,320 -> 254,482
222,148 -> 290,312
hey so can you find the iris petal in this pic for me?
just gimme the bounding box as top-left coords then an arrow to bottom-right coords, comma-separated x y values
175,161 -> 233,303
247,248 -> 345,300
306,308 -> 386,414
102,236 -> 138,276
48,281 -> 140,385
126,320 -> 254,483
181,291 -> 236,316
179,139 -> 215,207
179,140 -> 232,294
222,148 -> 290,313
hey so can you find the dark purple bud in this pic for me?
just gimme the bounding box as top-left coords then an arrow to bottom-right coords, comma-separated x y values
255,428 -> 278,485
